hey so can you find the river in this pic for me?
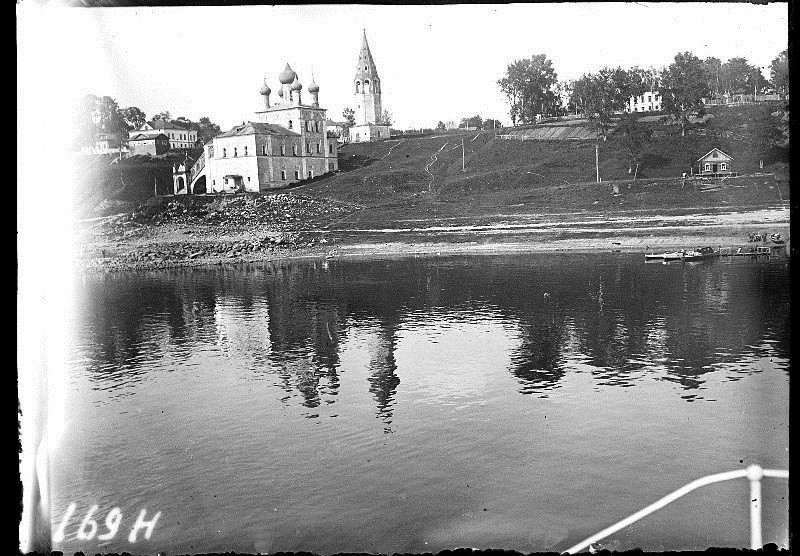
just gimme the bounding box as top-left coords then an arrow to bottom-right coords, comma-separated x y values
53,253 -> 789,554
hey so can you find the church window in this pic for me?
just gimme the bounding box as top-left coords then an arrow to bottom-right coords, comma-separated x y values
378,131 -> 381,137
309,170 -> 313,178
281,170 -> 286,180
316,142 -> 321,153
294,170 -> 299,179
223,148 -> 227,158
365,66 -> 368,71
288,120 -> 293,129
234,147 -> 238,157
315,121 -> 319,132
329,144 -> 333,154
305,121 -> 309,131
364,79 -> 370,91
292,144 -> 297,156
281,144 -> 285,155
356,81 -> 361,93
307,142 -> 311,153
244,146 -> 248,156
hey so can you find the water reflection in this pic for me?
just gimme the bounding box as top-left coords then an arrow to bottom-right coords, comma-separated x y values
72,255 -> 790,413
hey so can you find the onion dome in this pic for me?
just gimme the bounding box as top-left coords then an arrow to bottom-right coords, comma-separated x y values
290,76 -> 302,91
279,63 -> 296,85
308,79 -> 319,93
259,81 -> 271,96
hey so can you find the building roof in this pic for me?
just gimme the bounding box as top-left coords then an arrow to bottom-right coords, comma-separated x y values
355,29 -> 378,81
697,148 -> 734,162
279,63 -> 297,85
216,121 -> 299,139
147,119 -> 192,131
130,133 -> 169,141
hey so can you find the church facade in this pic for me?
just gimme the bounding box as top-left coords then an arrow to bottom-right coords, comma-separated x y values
178,63 -> 338,195
349,31 -> 391,143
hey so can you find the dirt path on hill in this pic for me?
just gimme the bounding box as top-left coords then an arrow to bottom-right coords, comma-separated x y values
425,142 -> 448,192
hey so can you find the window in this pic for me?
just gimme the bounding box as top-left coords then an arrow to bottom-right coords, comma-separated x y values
223,148 -> 227,158
316,142 -> 321,153
292,144 -> 297,156
315,121 -> 319,132
288,120 -> 293,129
309,170 -> 313,179
705,163 -> 711,172
244,146 -> 248,156
329,144 -> 333,154
262,145 -> 267,155
378,131 -> 382,137
356,81 -> 361,93
247,176 -> 251,182
305,121 -> 310,132
213,180 -> 215,186
281,170 -> 286,180
294,170 -> 299,179
234,147 -> 238,157
307,143 -> 311,153
720,162 -> 727,171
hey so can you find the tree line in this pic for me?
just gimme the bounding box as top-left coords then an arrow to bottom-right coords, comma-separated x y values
74,94 -> 222,151
497,49 -> 788,137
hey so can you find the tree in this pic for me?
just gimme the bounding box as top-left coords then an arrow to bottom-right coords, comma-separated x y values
483,118 -> 502,130
614,112 -> 653,177
497,54 -> 559,125
660,51 -> 709,137
720,57 -> 754,96
577,67 -> 631,140
342,107 -> 356,128
152,111 -> 171,121
702,57 -> 722,99
770,50 -> 788,96
436,121 -> 446,131
748,111 -> 783,169
196,116 -> 221,146
459,115 -> 483,129
746,68 -> 769,97
121,106 -> 147,130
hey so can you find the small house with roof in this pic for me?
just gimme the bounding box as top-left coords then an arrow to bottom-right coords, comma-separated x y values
697,148 -> 734,176
129,133 -> 170,156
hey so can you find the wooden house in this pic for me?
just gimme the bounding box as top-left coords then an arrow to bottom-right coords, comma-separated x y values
697,148 -> 734,176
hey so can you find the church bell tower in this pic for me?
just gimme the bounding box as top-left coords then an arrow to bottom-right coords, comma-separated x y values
354,30 -> 383,126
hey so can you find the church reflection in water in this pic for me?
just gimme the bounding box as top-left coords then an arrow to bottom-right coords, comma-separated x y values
74,254 -> 789,415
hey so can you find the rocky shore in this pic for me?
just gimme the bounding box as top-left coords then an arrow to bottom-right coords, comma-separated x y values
75,194 -> 790,272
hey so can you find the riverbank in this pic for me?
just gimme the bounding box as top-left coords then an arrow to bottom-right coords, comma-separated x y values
76,201 -> 790,272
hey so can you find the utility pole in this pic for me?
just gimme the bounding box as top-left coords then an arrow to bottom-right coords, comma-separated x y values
461,138 -> 465,172
595,143 -> 600,183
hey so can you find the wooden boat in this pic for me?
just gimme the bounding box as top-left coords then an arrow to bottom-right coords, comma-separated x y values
645,247 -> 718,262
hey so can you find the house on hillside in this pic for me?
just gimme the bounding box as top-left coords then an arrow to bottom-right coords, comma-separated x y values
697,148 -> 734,176
129,120 -> 197,150
80,133 -> 129,156
129,133 -> 171,156
326,120 -> 349,143
627,91 -> 662,113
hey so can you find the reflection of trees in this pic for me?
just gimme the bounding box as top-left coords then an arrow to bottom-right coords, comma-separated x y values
76,256 -> 790,406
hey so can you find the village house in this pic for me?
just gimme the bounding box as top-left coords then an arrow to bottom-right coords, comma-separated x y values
129,119 -> 197,150
129,132 -> 171,156
79,132 -> 129,156
696,148 -> 734,176
177,63 -> 338,194
349,30 -> 391,143
325,120 -> 349,143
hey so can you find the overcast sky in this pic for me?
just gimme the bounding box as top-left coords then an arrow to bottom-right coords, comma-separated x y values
20,2 -> 788,131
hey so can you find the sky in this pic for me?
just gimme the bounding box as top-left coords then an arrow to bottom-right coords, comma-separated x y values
18,2 -> 788,132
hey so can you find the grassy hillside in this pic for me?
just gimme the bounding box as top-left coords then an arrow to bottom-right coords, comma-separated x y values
293,106 -> 789,225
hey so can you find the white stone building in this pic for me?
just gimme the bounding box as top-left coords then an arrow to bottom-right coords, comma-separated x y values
178,63 -> 338,195
627,91 -> 662,113
349,30 -> 391,143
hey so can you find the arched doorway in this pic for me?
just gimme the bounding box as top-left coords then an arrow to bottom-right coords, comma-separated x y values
192,175 -> 207,194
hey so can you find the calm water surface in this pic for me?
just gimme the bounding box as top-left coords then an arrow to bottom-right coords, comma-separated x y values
55,253 -> 790,554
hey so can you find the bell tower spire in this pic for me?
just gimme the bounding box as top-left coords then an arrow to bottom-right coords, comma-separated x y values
354,29 -> 382,126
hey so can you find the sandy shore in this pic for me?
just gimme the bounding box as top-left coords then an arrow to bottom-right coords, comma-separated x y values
75,206 -> 790,272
